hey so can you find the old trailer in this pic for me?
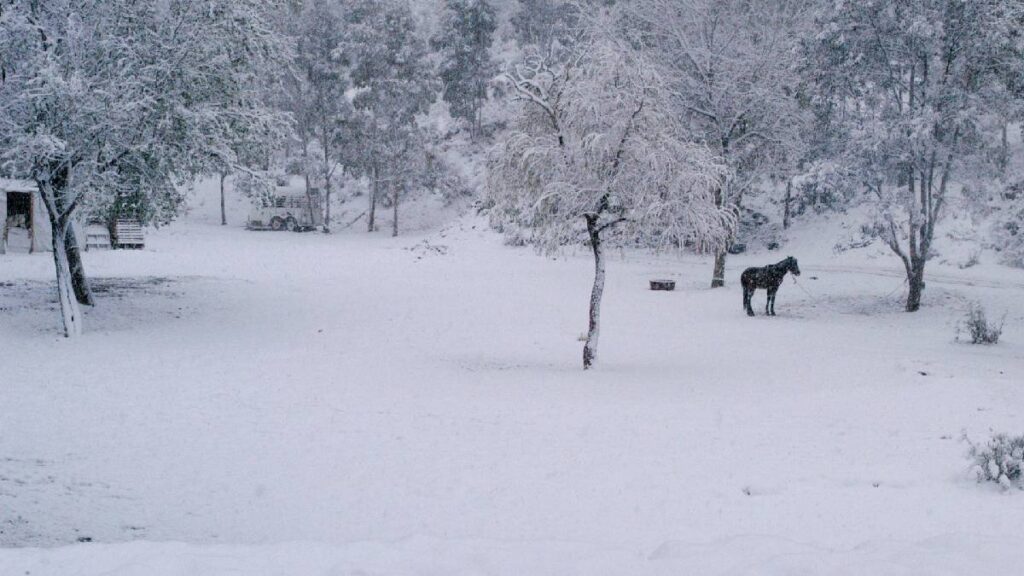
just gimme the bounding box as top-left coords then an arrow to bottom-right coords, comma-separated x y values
247,188 -> 324,232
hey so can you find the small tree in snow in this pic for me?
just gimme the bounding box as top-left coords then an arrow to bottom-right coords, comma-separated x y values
487,5 -> 735,369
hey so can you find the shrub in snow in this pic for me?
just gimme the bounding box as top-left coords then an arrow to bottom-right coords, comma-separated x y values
956,302 -> 1004,345
958,250 -> 981,270
966,433 -> 1024,490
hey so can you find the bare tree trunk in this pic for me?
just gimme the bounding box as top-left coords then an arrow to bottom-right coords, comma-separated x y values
711,249 -> 727,288
583,216 -> 605,370
783,179 -> 792,230
49,218 -> 83,337
368,164 -> 378,233
65,224 -> 93,306
322,141 -> 332,233
219,172 -> 227,226
999,122 -> 1009,175
324,187 -> 332,233
392,186 -> 399,237
906,257 -> 925,312
473,91 -> 483,141
39,169 -> 86,336
710,183 -> 728,288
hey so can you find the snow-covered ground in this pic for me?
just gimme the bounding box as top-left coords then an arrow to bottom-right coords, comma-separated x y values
2,184 -> 1023,575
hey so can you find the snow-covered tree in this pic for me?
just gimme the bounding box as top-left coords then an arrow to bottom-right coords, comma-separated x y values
432,0 -> 497,140
487,5 -> 735,370
0,0 -> 289,336
287,0 -> 352,232
628,0 -> 811,288
811,0 -> 1024,311
383,125 -> 429,237
344,0 -> 436,234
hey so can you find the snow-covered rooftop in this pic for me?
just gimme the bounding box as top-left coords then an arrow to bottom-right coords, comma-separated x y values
0,178 -> 37,193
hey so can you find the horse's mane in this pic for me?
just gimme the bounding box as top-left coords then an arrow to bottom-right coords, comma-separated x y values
773,257 -> 794,269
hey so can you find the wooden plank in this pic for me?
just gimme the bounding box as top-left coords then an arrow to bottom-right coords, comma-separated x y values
113,219 -> 144,248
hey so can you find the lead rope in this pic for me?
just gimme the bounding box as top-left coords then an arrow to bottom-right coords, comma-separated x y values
880,275 -> 910,301
791,274 -> 909,310
790,275 -> 822,301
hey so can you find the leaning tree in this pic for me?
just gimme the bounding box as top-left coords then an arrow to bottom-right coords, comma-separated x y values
0,0 -> 289,336
487,5 -> 735,369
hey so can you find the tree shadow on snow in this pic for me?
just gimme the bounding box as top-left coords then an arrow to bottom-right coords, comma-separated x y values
0,276 -> 204,337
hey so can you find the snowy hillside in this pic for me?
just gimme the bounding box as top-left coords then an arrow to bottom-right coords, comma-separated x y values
3,0 -> 1024,574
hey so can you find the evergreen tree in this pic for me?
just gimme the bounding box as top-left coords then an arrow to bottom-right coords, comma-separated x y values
432,0 -> 497,140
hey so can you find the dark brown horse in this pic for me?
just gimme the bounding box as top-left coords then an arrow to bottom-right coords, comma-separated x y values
741,256 -> 800,316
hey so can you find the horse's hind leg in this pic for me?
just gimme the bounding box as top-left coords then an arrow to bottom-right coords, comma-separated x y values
744,288 -> 755,316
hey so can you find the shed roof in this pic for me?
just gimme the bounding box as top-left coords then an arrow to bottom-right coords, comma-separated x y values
0,179 -> 38,193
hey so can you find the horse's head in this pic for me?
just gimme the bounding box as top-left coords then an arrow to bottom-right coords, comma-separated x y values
787,256 -> 801,276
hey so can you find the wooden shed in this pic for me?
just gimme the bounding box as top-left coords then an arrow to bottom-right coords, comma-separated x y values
0,179 -> 52,254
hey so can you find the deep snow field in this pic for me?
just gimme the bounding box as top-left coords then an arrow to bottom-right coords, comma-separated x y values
2,184 -> 1024,575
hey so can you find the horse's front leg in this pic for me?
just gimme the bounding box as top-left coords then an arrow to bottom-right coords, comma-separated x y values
767,288 -> 777,316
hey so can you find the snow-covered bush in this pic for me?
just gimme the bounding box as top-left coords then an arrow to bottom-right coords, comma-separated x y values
234,171 -> 279,208
966,433 -> 1024,490
957,302 -> 1005,345
790,161 -> 858,217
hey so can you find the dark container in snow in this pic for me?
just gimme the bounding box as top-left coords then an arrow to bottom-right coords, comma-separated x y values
649,279 -> 676,291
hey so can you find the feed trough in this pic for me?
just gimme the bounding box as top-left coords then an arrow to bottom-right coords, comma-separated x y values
649,279 -> 676,291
